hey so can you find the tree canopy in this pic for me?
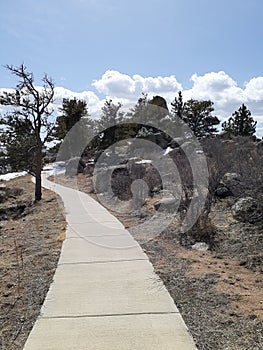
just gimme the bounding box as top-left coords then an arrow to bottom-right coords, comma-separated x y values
171,91 -> 220,138
54,98 -> 90,140
95,99 -> 125,149
221,104 -> 257,137
0,64 -> 55,200
0,116 -> 37,173
52,97 -> 95,160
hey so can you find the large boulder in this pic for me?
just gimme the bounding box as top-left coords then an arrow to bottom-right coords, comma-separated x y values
65,157 -> 86,177
215,184 -> 232,198
256,140 -> 263,155
180,141 -> 196,155
231,197 -> 258,222
149,95 -> 169,111
168,137 -> 185,148
83,162 -> 95,176
94,165 -> 128,194
221,172 -> 241,189
154,197 -> 177,213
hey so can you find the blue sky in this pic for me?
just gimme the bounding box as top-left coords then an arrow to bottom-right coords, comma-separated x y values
1,0 -> 263,135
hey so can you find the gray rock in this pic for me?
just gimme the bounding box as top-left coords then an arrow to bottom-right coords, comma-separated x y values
65,157 -> 86,177
94,165 -> 127,194
215,185 -> 232,198
93,167 -> 113,193
170,137 -> 186,147
231,197 -> 258,222
115,145 -> 129,155
222,172 -> 241,183
154,197 -> 177,213
180,141 -> 196,155
192,242 -> 209,251
221,172 -> 241,189
256,140 -> 263,155
83,163 -> 95,176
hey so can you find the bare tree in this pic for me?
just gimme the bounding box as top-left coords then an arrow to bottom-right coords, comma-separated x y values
0,64 -> 55,200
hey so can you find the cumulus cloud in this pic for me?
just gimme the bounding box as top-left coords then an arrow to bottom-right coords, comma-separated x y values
178,71 -> 263,132
53,87 -> 101,114
1,70 -> 263,136
92,70 -> 182,101
244,77 -> 263,101
185,71 -> 245,104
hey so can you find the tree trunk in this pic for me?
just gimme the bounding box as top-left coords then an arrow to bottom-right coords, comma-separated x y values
35,146 -> 42,201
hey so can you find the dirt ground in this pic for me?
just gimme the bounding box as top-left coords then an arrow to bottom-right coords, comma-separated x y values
52,173 -> 263,350
0,176 -> 66,350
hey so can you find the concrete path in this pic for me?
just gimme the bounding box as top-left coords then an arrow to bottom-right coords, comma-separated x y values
23,174 -> 197,350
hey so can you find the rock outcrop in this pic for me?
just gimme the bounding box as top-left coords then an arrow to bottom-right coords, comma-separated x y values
231,197 -> 259,223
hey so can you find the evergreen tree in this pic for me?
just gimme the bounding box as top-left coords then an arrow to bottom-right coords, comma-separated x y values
96,99 -> 125,149
171,91 -> 220,138
222,104 -> 257,136
54,98 -> 90,140
0,64 -> 55,201
97,99 -> 124,131
130,93 -> 149,124
171,91 -> 184,120
183,99 -> 220,137
131,94 -> 169,126
0,116 -> 37,173
53,98 -> 94,159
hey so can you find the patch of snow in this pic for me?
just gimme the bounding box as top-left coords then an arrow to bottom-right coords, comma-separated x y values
0,171 -> 28,182
43,162 -> 66,176
163,147 -> 173,156
192,242 -> 209,251
135,160 -> 152,164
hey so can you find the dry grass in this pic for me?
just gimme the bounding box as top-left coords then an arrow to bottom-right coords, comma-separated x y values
0,176 -> 66,350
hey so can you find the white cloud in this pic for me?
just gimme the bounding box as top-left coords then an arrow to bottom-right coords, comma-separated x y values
180,71 -> 246,124
0,86 -> 102,118
185,71 -> 245,104
53,87 -> 101,114
93,71 -> 137,97
91,70 -> 263,134
244,77 -> 263,101
177,71 -> 263,132
92,70 -> 182,101
1,71 -> 263,137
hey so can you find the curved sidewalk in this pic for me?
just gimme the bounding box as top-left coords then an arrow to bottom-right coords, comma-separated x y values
23,175 -> 197,350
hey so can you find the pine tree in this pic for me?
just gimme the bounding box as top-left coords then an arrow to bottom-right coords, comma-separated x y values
0,116 -> 37,173
97,99 -> 124,132
183,99 -> 220,138
171,91 -> 220,138
222,104 -> 257,136
53,98 -> 94,159
130,93 -> 149,124
171,91 -> 184,120
0,64 -> 55,201
54,98 -> 90,140
95,99 -> 126,150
